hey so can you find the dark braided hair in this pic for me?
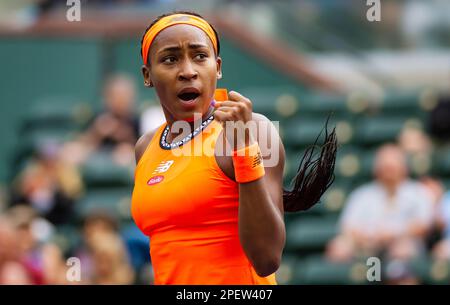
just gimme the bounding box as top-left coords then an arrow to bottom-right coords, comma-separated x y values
140,11 -> 221,66
283,116 -> 337,212
140,12 -> 337,213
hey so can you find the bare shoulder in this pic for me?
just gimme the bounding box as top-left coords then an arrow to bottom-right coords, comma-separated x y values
135,128 -> 159,165
251,112 -> 270,123
251,112 -> 282,137
250,112 -> 282,146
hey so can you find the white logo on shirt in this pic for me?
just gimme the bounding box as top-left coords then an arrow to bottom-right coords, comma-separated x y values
153,160 -> 174,174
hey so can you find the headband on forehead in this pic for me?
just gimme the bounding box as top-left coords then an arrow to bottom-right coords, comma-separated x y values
141,14 -> 218,65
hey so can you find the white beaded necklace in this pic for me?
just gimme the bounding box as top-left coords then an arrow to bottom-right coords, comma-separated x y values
159,114 -> 215,150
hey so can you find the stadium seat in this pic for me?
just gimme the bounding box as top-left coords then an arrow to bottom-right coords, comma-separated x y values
334,145 -> 362,180
13,128 -> 76,172
432,146 -> 450,177
21,97 -> 93,132
283,148 -> 306,185
358,149 -> 376,179
81,151 -> 134,187
76,186 -> 133,221
297,92 -> 349,116
292,255 -> 369,285
241,86 -> 303,119
442,178 -> 450,190
51,224 -> 81,256
419,259 -> 450,285
374,91 -> 426,120
282,117 -> 338,148
354,116 -> 422,146
286,215 -> 338,253
276,253 -> 299,285
384,256 -> 450,285
307,179 -> 354,216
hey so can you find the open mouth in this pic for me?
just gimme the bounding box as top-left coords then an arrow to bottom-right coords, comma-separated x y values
178,92 -> 200,102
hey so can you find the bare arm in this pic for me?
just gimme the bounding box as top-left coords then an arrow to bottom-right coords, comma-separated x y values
214,91 -> 286,277
238,113 -> 286,277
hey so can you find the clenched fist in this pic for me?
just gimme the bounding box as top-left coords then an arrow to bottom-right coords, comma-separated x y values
213,90 -> 256,150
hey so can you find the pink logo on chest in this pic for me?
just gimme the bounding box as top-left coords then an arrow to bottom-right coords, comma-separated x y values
147,175 -> 164,186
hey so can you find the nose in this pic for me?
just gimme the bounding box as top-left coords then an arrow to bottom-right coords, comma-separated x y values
178,59 -> 198,81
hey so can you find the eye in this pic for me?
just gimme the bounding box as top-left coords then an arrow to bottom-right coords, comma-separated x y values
162,56 -> 176,64
194,53 -> 208,60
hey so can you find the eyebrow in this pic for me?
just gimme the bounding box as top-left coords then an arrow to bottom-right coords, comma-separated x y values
158,43 -> 210,54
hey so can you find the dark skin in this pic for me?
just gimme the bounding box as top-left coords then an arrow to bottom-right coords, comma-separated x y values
138,24 -> 286,277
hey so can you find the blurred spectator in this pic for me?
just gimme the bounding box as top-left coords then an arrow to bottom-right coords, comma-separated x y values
429,95 -> 450,141
10,141 -> 84,225
325,234 -> 355,263
419,176 -> 445,248
0,215 -> 33,284
75,211 -> 135,284
120,223 -> 152,284
0,205 -> 67,284
74,211 -> 152,284
76,211 -> 118,278
398,126 -> 445,248
68,73 -> 140,167
326,144 -> 434,262
419,177 -> 444,208
398,126 -> 433,156
400,0 -> 450,48
0,0 -> 40,30
40,242 -> 70,284
384,259 -> 420,285
398,126 -> 435,178
82,211 -> 119,247
89,231 -> 135,285
82,74 -> 139,148
432,191 -> 450,260
139,102 -> 166,135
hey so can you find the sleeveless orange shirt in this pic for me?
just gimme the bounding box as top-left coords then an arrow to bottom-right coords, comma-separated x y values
131,116 -> 277,285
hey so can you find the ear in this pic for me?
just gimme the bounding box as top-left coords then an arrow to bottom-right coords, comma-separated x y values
141,65 -> 153,87
216,56 -> 222,80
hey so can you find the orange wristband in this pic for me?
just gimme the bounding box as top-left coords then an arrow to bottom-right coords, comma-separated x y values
232,143 -> 265,183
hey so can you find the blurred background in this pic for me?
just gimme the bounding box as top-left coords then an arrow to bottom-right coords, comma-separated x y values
0,0 -> 449,285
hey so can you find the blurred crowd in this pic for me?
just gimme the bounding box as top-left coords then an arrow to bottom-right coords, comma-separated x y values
2,71 -> 450,285
0,0 -> 449,285
1,73 -> 164,284
0,206 -> 137,284
325,120 -> 450,284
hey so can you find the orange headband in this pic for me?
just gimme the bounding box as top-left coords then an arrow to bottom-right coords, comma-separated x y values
141,14 -> 218,65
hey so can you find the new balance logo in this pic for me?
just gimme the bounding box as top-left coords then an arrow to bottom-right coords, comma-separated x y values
153,160 -> 174,174
252,152 -> 262,168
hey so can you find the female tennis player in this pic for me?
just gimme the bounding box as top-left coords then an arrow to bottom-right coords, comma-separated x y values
131,11 -> 337,285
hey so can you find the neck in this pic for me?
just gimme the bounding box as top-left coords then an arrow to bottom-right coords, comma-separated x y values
380,180 -> 402,198
165,105 -> 215,143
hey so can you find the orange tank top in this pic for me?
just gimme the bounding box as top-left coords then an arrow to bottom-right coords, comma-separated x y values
131,116 -> 277,285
